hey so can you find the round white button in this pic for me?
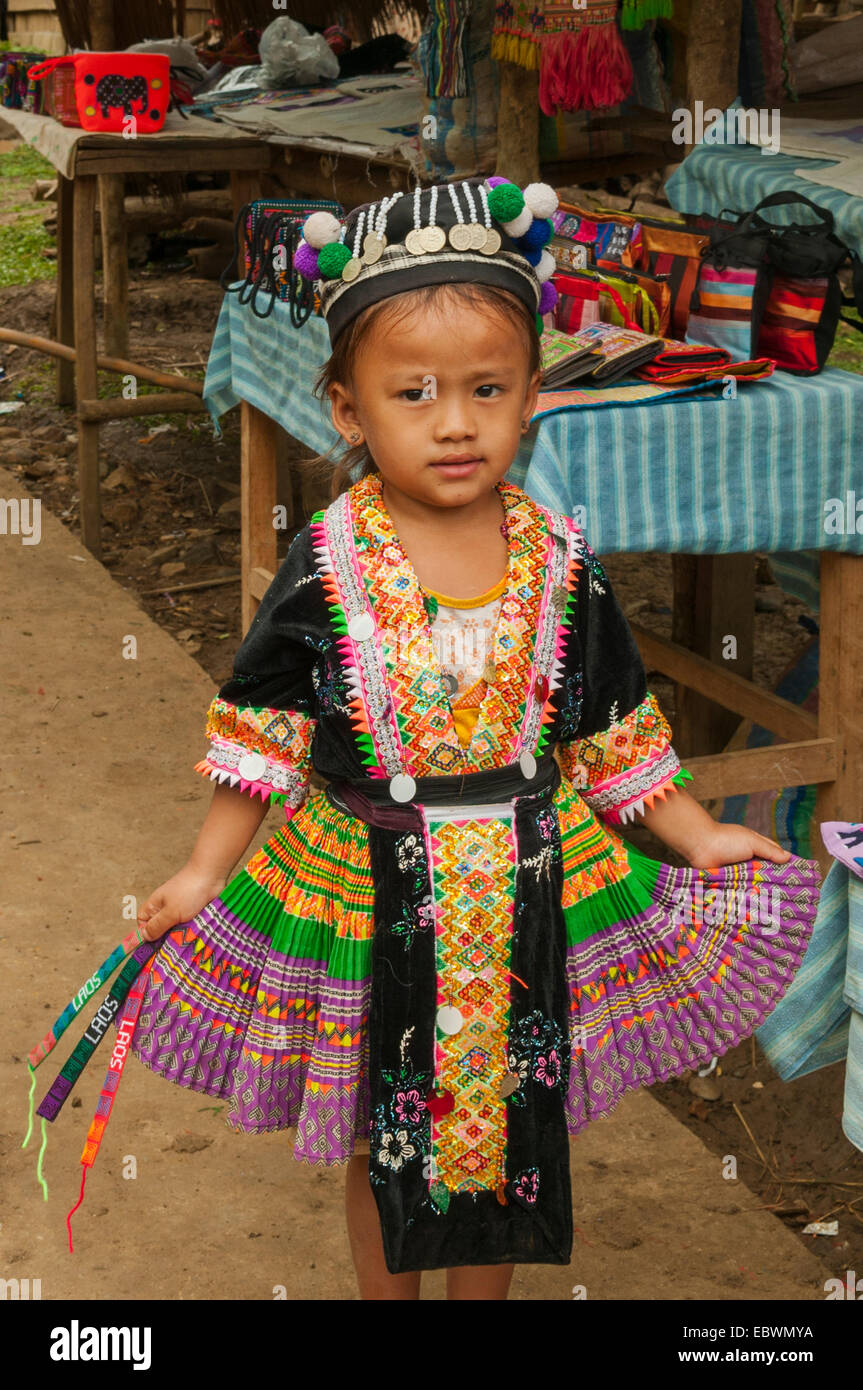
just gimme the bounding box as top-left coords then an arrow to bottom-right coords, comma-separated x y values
238,751 -> 267,781
436,1005 -> 464,1035
519,751 -> 537,779
389,772 -> 417,803
347,611 -> 375,642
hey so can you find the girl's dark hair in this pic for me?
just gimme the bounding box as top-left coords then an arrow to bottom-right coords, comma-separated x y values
303,280 -> 542,502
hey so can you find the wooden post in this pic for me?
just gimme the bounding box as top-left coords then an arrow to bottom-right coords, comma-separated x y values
99,176 -> 129,359
91,0 -> 129,360
229,167 -> 277,631
73,175 -> 101,557
495,61 -> 540,186
815,551 -> 863,875
685,0 -> 745,143
671,554 -> 755,759
55,174 -> 76,406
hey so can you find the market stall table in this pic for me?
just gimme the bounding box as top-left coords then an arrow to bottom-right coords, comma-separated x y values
0,106 -> 272,559
203,292 -> 863,876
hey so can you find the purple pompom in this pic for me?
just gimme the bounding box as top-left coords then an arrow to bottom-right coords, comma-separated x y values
293,240 -> 320,280
487,175 -> 510,188
538,281 -> 558,315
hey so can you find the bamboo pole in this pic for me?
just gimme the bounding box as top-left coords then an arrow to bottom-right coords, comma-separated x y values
0,327 -> 204,395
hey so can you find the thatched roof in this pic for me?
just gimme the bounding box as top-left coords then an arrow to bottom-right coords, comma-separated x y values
212,1 -> 427,35
55,1 -> 426,51
55,0 -> 175,49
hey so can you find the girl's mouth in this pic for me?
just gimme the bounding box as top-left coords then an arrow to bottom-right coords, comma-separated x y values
430,456 -> 483,477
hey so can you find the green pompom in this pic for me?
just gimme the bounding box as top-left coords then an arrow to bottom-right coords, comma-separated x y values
487,183 -> 525,224
317,241 -> 352,278
535,312 -> 544,335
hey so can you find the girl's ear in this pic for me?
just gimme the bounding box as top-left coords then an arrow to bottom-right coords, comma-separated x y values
523,368 -> 542,424
328,381 -> 362,441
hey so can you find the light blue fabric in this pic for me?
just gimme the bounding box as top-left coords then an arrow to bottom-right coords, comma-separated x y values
203,290 -> 863,612
665,138 -> 863,260
757,859 -> 863,1153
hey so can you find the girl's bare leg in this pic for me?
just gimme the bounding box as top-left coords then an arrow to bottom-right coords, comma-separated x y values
344,1154 -> 422,1300
446,1263 -> 514,1300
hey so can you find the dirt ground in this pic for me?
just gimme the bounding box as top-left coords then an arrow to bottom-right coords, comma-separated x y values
2,141 -> 862,1299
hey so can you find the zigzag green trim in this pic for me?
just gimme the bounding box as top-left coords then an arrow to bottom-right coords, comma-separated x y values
355,730 -> 378,769
672,767 -> 694,788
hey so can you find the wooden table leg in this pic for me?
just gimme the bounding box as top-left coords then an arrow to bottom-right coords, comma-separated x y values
230,168 -> 266,630
815,551 -> 863,875
73,174 -> 101,558
241,402 -> 278,633
99,173 -> 128,360
671,554 -> 755,759
55,174 -> 75,406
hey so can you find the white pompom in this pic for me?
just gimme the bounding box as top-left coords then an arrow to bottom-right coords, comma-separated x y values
501,207 -> 533,239
303,211 -> 342,249
523,182 -> 559,219
536,249 -> 557,283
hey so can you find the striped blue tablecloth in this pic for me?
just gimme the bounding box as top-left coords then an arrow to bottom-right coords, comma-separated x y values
757,856 -> 863,1153
204,288 -> 863,609
665,140 -> 863,260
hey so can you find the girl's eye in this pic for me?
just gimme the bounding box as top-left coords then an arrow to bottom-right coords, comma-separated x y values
400,389 -> 426,401
475,384 -> 502,398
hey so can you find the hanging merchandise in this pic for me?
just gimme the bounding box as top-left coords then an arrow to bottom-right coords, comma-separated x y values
491,1 -> 634,116
619,0 -> 674,28
419,0 -> 473,98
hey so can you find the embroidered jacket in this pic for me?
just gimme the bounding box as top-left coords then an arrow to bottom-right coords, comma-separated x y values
194,472 -> 692,827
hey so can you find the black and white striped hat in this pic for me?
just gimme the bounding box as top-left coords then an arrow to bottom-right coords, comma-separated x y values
292,176 -> 561,343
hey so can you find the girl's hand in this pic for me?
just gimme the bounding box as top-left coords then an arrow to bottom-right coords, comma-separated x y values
137,865 -> 227,942
684,823 -> 791,871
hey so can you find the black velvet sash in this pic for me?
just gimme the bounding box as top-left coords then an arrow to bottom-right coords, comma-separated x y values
329,760 -> 574,1273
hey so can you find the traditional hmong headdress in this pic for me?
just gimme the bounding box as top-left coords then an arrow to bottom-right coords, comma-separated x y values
292,176 -> 561,343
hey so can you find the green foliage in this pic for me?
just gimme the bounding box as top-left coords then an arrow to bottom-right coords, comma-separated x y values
0,142 -> 56,182
0,215 -> 55,287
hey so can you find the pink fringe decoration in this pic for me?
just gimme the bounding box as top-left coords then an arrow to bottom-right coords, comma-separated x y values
538,21 -> 633,117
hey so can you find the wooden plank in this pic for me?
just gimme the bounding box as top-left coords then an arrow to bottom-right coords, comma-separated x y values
75,144 -> 271,177
683,738 -> 837,801
815,550 -> 863,826
249,566 -> 275,601
73,174 -> 101,558
78,393 -> 207,421
55,173 -> 75,406
630,623 -> 818,743
671,554 -> 755,757
241,402 -> 278,632
99,174 -> 128,358
274,146 -> 412,206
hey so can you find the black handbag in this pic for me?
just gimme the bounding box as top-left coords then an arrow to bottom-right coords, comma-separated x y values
689,191 -> 863,375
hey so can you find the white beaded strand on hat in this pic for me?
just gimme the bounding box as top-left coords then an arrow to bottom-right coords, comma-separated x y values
447,184 -> 472,251
406,184 -> 425,255
420,184 -> 445,253
362,197 -> 385,265
477,182 -> 501,256
461,179 -> 486,251
342,208 -> 365,282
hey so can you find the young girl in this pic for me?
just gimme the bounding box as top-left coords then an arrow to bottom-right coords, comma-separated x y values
34,177 -> 821,1300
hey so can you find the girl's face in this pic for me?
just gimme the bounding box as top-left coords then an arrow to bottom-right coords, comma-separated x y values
328,293 -> 541,512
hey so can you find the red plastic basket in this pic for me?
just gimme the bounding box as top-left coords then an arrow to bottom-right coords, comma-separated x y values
27,52 -> 170,133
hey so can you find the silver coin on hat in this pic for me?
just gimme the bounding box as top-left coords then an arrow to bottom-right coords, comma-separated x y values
479,227 -> 502,255
341,256 -> 362,282
405,228 -> 426,256
468,222 -> 487,250
419,224 -> 446,253
448,223 -> 473,252
362,232 -> 385,264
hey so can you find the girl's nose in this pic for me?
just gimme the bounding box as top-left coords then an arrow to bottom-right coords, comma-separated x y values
433,396 -> 477,440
